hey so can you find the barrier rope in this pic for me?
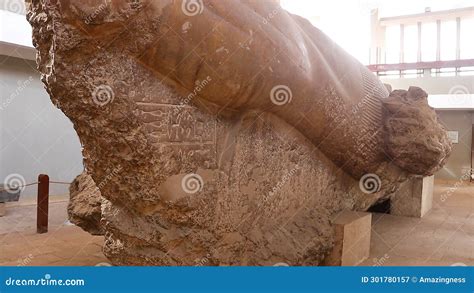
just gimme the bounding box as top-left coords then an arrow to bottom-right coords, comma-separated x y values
49,181 -> 72,185
0,180 -> 72,193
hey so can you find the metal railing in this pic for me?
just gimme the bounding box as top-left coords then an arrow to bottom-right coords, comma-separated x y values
0,174 -> 71,234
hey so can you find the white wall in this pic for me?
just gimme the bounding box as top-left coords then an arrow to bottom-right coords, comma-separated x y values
1,55 -> 84,199
436,111 -> 473,180
0,8 -> 35,60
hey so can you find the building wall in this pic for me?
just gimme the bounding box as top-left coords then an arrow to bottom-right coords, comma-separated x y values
435,111 -> 473,181
0,55 -> 84,199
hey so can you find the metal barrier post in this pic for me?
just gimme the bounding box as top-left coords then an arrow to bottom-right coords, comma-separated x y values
37,174 -> 49,234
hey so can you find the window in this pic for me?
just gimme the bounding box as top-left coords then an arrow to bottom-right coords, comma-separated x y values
439,67 -> 456,77
385,25 -> 400,63
403,25 -> 418,62
460,18 -> 474,59
421,22 -> 437,61
440,20 -> 457,60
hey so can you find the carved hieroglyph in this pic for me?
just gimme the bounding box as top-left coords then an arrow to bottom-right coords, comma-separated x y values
26,0 -> 451,265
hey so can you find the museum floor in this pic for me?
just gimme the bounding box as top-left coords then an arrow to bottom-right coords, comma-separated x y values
0,182 -> 472,266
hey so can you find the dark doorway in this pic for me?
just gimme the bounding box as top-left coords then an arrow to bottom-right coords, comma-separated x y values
367,198 -> 391,214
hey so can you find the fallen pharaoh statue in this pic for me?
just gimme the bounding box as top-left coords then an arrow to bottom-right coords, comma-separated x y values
26,0 -> 451,265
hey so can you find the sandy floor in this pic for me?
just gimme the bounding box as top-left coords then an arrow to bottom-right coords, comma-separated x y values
360,183 -> 473,266
0,199 -> 108,266
0,183 -> 472,266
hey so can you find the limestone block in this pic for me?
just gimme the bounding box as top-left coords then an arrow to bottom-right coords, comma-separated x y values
68,172 -> 104,235
391,176 -> 434,218
323,211 -> 372,266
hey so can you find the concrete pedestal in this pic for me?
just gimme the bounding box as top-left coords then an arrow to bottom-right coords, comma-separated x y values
323,210 -> 372,266
391,175 -> 434,218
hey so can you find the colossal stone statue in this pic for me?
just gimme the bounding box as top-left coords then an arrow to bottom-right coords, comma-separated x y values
26,0 -> 451,265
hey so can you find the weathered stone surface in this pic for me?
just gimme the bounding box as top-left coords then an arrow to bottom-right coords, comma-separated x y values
383,87 -> 452,176
26,0 -> 451,266
68,172 -> 104,235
